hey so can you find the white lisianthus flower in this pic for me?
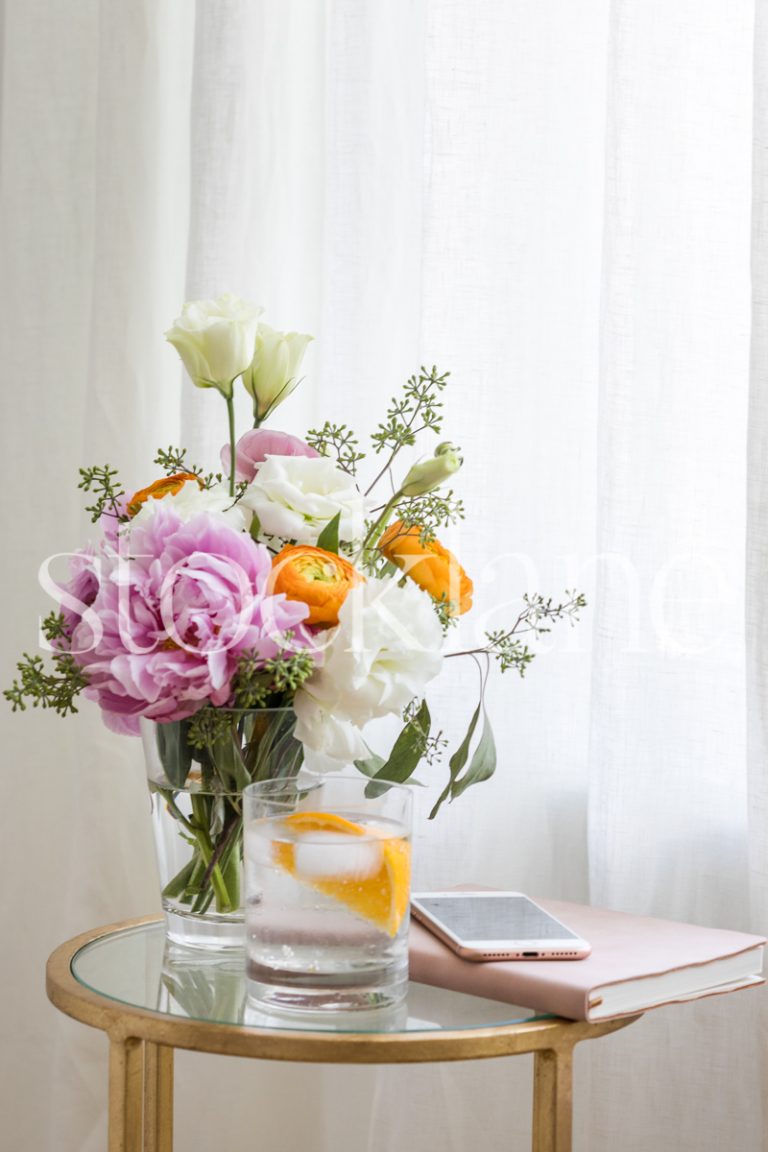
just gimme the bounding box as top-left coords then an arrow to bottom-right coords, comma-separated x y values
241,455 -> 367,545
242,323 -> 313,421
294,577 -> 444,764
128,481 -> 252,534
165,293 -> 263,398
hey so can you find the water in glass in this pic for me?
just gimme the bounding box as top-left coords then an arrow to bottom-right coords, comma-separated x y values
244,776 -> 412,1012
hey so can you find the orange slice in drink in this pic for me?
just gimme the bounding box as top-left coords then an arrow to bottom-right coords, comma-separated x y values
272,811 -> 410,937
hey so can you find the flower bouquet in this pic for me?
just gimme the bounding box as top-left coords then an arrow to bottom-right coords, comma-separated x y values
6,293 -> 583,943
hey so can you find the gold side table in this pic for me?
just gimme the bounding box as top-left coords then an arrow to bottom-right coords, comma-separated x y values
46,917 -> 639,1152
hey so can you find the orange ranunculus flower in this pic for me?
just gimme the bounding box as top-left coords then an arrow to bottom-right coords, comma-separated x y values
127,472 -> 202,517
270,545 -> 363,627
378,521 -> 473,616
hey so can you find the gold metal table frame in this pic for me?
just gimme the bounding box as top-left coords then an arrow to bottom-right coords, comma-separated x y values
46,916 -> 639,1152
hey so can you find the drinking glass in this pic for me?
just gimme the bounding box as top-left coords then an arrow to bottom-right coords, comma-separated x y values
243,774 -> 412,1012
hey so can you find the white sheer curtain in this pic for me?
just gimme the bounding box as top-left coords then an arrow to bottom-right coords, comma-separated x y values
0,1 -> 765,1149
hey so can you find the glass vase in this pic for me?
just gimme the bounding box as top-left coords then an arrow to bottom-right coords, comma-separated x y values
141,709 -> 302,951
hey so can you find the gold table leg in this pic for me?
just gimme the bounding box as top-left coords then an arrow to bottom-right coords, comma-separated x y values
143,1043 -> 174,1152
108,1038 -> 174,1151
109,1037 -> 143,1152
532,1045 -> 574,1152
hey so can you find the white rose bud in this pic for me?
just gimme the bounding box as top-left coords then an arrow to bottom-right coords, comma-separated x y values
165,293 -> 263,398
399,442 -> 463,497
242,323 -> 313,422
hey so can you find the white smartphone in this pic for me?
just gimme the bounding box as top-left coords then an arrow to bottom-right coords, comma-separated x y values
410,891 -> 591,961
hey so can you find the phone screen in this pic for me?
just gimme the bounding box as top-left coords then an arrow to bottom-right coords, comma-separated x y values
414,895 -> 580,942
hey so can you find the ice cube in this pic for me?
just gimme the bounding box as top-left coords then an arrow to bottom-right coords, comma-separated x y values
293,831 -> 383,879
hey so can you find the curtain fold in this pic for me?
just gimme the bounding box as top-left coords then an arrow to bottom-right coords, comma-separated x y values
747,0 -> 768,1146
584,3 -> 763,1148
0,1 -> 765,1149
1,4 -> 194,1151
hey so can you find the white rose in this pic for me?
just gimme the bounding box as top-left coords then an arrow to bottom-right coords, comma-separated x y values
241,455 -> 367,545
294,577 -> 444,763
291,700 -> 370,765
165,293 -> 263,397
127,481 -> 252,533
242,323 -> 313,421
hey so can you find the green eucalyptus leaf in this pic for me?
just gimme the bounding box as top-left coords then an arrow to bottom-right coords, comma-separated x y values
210,726 -> 252,793
450,709 -> 497,801
364,700 -> 431,798
429,700 -> 481,818
317,511 -> 341,554
156,720 -> 193,789
354,750 -> 387,778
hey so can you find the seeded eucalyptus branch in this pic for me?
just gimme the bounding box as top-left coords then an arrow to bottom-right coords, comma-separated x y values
306,422 -> 365,476
484,634 -> 535,676
4,612 -> 89,716
518,591 -> 587,634
154,446 -> 223,490
229,644 -> 316,710
447,591 -> 587,673
365,366 -> 450,496
4,653 -> 88,716
185,708 -> 231,750
78,464 -> 126,523
432,595 -> 461,634
377,490 -> 466,546
41,610 -> 72,646
265,650 -> 316,696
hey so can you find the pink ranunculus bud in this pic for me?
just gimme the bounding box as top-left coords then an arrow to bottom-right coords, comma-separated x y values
220,429 -> 319,483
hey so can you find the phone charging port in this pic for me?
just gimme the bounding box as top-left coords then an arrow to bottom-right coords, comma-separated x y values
522,951 -> 539,958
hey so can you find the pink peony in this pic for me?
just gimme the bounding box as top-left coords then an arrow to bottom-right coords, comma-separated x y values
58,549 -> 101,644
68,504 -> 317,734
220,428 -> 319,483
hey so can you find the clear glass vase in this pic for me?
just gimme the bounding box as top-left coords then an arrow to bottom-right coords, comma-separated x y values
141,709 -> 302,951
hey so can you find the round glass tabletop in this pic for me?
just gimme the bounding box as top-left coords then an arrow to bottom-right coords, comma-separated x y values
71,921 -> 553,1036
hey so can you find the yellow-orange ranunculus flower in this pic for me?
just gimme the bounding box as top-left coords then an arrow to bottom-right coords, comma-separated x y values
270,545 -> 363,627
378,521 -> 473,616
127,472 -> 201,517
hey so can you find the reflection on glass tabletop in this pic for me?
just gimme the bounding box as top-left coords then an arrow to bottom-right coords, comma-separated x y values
71,921 -> 553,1036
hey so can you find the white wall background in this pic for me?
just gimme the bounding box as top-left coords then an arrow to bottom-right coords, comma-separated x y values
0,1 -> 765,1148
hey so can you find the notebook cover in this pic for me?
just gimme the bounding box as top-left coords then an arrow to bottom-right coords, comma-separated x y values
407,894 -> 766,1021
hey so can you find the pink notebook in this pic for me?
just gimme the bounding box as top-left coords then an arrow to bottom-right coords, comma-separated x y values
408,895 -> 766,1021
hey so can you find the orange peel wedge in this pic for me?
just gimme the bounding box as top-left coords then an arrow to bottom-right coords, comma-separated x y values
272,811 -> 410,937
